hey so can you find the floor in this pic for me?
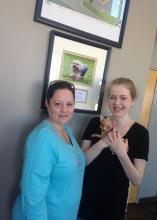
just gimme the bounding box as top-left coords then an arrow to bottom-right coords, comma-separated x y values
126,200 -> 157,220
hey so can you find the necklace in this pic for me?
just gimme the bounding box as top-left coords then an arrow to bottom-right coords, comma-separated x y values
53,124 -> 70,144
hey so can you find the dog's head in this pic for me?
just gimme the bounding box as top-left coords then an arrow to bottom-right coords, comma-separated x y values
71,60 -> 81,72
100,116 -> 113,134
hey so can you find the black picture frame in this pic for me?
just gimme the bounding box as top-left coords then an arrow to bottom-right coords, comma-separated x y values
41,31 -> 111,114
34,0 -> 130,48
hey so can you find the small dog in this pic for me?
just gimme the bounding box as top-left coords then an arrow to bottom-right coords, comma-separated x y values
92,116 -> 114,138
70,60 -> 88,80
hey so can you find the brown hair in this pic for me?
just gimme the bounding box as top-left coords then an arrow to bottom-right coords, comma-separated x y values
46,80 -> 75,103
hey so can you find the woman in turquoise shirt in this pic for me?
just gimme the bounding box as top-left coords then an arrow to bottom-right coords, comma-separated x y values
12,80 -> 86,220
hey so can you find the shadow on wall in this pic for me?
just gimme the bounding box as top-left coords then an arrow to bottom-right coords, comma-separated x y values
0,80 -> 45,220
0,117 -> 41,220
69,112 -> 94,143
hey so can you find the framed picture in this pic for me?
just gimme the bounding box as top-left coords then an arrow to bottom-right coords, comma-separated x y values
34,0 -> 130,48
41,31 -> 111,114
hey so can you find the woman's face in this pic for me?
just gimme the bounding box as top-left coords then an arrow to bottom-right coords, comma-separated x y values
46,89 -> 75,125
107,84 -> 134,118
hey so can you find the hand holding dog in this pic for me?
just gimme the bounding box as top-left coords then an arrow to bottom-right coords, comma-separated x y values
104,128 -> 128,157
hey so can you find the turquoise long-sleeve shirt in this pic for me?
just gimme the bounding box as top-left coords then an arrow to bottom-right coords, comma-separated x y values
12,119 -> 86,220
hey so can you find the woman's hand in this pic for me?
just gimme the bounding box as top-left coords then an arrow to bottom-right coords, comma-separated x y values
82,137 -> 109,166
96,137 -> 110,150
104,128 -> 128,157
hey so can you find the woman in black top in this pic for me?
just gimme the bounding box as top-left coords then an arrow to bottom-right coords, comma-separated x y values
78,78 -> 149,220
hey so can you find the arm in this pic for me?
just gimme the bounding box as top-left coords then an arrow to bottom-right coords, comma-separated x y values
81,117 -> 109,165
21,129 -> 57,220
105,128 -> 147,185
118,156 -> 146,186
81,138 -> 108,166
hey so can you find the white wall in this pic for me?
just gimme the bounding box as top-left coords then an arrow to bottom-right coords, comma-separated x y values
0,1 -> 157,219
150,33 -> 157,70
138,34 -> 157,199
